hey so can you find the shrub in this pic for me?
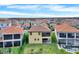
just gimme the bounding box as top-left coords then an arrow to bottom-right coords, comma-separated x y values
51,32 -> 57,43
75,51 -> 79,54
60,49 -> 70,54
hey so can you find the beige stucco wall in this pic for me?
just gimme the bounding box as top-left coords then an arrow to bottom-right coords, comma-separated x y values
29,32 -> 51,44
29,32 -> 42,44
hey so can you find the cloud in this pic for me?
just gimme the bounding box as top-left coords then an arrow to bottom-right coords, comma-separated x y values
6,4 -> 79,12
0,11 -> 79,18
0,11 -> 31,15
45,5 -> 79,12
7,5 -> 39,10
0,10 -> 55,17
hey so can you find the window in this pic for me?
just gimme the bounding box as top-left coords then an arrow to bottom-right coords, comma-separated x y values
67,39 -> 74,46
4,34 -> 12,40
4,42 -> 12,47
14,34 -> 20,39
30,32 -> 32,35
14,41 -> 20,46
42,38 -> 48,43
76,33 -> 79,38
75,39 -> 79,45
59,39 -> 66,44
7,24 -> 9,26
59,33 -> 66,38
0,42 -> 3,47
38,32 -> 40,35
42,32 -> 50,37
0,35 -> 2,40
68,33 -> 74,38
1,24 -> 3,26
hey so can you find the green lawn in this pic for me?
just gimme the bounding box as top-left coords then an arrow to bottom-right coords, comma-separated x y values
0,47 -> 20,54
21,43 -> 71,54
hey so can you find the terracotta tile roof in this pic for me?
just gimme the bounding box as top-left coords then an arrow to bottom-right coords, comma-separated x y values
23,23 -> 30,26
0,19 -> 11,23
29,26 -> 51,32
0,26 -> 24,34
15,23 -> 21,27
55,23 -> 79,32
35,19 -> 48,23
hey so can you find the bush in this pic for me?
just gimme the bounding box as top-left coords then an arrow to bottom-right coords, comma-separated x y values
51,32 -> 57,43
60,49 -> 70,54
75,51 -> 79,54
30,48 -> 34,54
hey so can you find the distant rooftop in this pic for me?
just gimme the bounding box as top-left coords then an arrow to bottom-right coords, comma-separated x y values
0,19 -> 11,23
23,23 -> 30,26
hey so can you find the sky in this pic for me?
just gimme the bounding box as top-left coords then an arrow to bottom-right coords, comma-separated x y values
0,4 -> 79,18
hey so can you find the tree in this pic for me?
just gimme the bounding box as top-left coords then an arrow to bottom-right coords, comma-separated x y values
22,31 -> 29,44
51,32 -> 57,43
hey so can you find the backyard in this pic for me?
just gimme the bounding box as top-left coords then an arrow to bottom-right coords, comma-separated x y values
0,31 -> 72,54
20,32 -> 71,54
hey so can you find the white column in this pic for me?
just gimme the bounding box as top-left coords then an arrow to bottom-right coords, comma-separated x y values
74,33 -> 76,46
74,33 -> 76,39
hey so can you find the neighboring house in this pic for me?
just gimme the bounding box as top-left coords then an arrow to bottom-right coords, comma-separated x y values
55,23 -> 79,52
0,26 -> 24,48
0,19 -> 11,29
22,23 -> 30,30
29,26 -> 51,44
31,19 -> 48,27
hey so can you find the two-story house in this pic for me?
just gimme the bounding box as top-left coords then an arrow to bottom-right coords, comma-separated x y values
0,26 -> 24,48
55,23 -> 79,52
29,26 -> 51,44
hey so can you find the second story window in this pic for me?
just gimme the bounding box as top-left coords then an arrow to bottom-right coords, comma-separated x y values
68,33 -> 74,38
14,34 -> 20,39
42,32 -> 50,37
76,33 -> 79,38
59,33 -> 66,38
4,34 -> 12,40
30,32 -> 32,35
1,24 -> 3,26
38,32 -> 40,35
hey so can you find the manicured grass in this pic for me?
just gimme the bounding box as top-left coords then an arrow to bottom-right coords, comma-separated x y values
11,47 -> 21,54
0,47 -> 20,54
21,43 -> 71,54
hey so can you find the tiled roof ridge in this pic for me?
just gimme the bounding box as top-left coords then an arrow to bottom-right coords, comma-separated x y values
29,25 -> 51,32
